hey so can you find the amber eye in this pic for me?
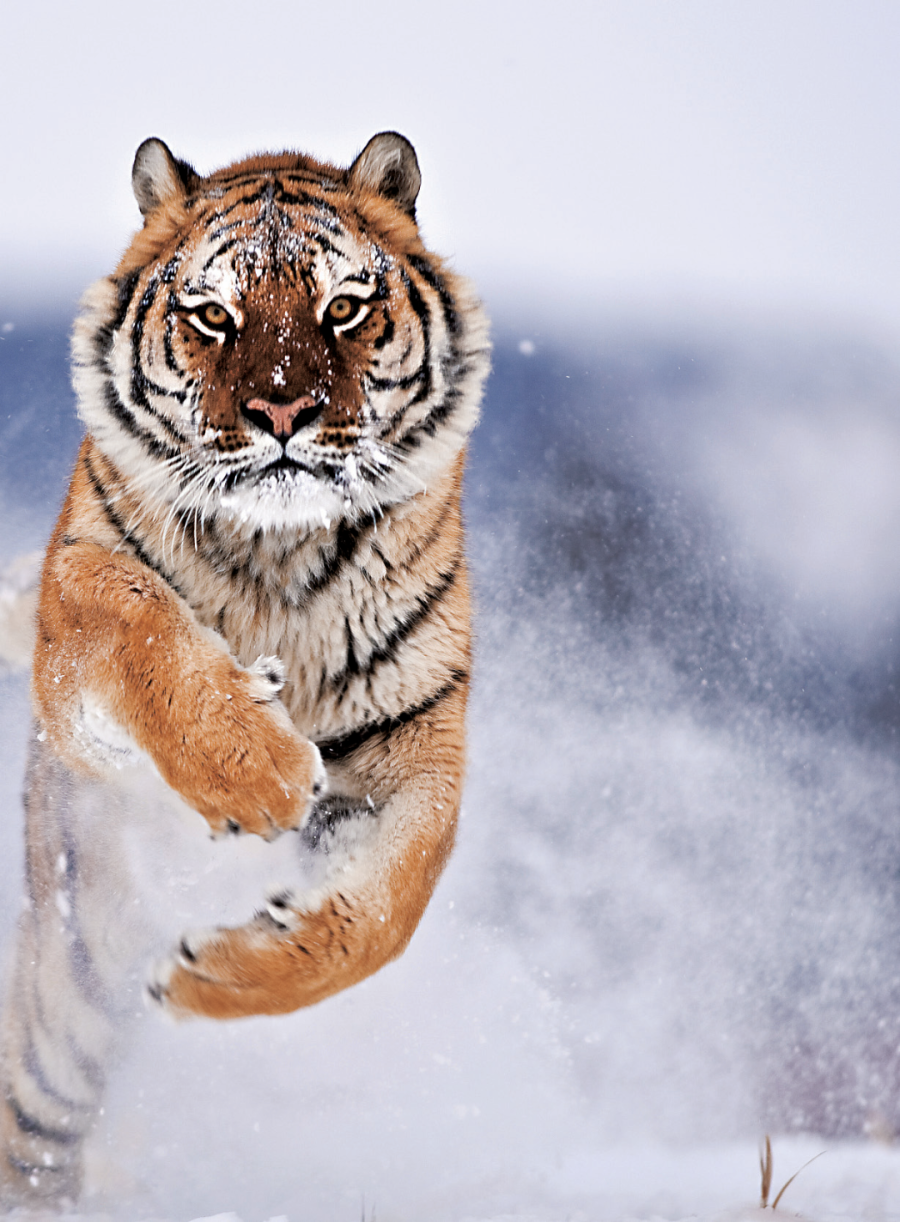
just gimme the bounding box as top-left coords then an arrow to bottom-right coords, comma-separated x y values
201,303 -> 230,327
326,295 -> 371,331
327,297 -> 356,322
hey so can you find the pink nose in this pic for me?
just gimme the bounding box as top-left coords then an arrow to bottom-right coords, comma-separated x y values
245,395 -> 318,440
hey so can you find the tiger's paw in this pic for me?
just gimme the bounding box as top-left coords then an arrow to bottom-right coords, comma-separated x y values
146,918 -> 305,1019
177,654 -> 328,841
202,733 -> 327,842
145,890 -> 357,1018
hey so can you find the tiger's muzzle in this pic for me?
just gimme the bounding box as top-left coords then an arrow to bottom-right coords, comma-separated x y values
242,396 -> 323,442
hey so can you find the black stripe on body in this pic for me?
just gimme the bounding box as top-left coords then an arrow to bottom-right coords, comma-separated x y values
21,918 -> 109,1100
316,669 -> 467,762
20,1035 -> 89,1116
305,520 -> 368,597
397,494 -> 456,573
5,1095 -> 79,1146
5,1151 -> 75,1181
67,929 -> 115,1016
56,826 -> 117,1021
335,555 -> 460,684
81,453 -> 184,596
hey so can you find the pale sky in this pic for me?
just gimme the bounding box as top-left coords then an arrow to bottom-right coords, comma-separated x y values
3,1 -> 900,330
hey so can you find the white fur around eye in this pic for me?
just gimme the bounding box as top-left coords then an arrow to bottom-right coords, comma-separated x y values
331,303 -> 372,334
320,288 -> 375,333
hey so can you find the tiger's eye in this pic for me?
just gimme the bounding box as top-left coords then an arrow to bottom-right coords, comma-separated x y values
328,297 -> 355,322
202,304 -> 230,327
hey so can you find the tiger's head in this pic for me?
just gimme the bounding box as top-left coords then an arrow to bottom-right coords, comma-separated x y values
74,133 -> 489,534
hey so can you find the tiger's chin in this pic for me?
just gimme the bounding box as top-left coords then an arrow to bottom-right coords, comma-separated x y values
211,456 -> 427,535
215,472 -> 353,534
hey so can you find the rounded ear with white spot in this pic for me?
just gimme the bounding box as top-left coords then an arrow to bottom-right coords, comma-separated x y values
348,132 -> 421,216
132,138 -> 196,217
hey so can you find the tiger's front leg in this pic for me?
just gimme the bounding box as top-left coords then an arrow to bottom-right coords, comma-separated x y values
148,688 -> 465,1018
34,530 -> 325,839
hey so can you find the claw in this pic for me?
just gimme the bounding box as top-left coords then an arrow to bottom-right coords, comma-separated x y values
264,888 -> 298,930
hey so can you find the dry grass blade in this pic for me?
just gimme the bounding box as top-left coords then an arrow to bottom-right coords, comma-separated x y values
771,1150 -> 825,1210
760,1135 -> 773,1208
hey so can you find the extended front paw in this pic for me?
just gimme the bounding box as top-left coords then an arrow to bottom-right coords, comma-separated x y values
201,727 -> 327,841
169,659 -> 328,840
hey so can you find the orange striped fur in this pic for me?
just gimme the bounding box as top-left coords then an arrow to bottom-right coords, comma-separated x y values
0,132 -> 488,1205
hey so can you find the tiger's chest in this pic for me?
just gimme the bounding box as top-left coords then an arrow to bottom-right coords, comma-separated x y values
162,514 -> 442,744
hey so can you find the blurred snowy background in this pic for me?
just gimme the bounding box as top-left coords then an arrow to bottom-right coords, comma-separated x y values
5,2 -> 900,1219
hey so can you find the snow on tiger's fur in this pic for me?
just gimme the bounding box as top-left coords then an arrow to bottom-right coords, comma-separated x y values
0,132 -> 489,1207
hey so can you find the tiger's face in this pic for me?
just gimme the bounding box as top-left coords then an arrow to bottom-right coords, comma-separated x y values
76,134 -> 487,534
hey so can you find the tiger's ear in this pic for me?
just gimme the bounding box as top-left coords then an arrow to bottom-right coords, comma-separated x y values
132,138 -> 196,216
348,132 -> 421,216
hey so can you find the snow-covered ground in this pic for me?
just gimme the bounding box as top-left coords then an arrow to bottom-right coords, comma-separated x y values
4,309 -> 900,1220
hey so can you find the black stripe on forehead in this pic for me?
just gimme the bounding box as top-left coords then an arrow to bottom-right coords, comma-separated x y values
190,201 -> 351,280
274,185 -> 343,220
207,217 -> 247,242
205,166 -> 343,192
200,236 -> 241,274
309,232 -> 345,259
202,177 -> 345,226
210,185 -> 276,220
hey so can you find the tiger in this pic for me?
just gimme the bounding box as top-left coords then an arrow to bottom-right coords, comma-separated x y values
0,131 -> 489,1206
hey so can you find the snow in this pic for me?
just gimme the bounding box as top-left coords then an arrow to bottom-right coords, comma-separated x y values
4,312 -> 900,1219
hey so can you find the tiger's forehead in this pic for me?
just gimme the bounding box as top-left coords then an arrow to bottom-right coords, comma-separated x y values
175,174 -> 394,304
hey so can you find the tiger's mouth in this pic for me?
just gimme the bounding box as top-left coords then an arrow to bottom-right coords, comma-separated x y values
260,454 -> 313,476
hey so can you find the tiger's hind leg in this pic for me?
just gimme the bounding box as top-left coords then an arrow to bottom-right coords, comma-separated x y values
0,733 -> 136,1207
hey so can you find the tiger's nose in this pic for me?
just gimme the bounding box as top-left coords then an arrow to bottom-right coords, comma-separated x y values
242,395 -> 322,441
